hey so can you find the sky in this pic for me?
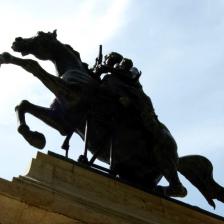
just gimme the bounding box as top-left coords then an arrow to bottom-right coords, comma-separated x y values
0,0 -> 224,217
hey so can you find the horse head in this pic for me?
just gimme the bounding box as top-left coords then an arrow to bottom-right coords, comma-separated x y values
12,30 -> 57,60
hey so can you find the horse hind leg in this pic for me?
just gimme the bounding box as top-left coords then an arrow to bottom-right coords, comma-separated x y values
15,100 -> 46,149
157,162 -> 187,198
153,141 -> 187,198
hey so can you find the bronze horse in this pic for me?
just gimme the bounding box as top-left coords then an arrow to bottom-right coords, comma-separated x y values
0,30 -> 223,208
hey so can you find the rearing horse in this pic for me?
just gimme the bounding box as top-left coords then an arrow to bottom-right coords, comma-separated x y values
4,31 -> 98,150
0,31 -> 224,208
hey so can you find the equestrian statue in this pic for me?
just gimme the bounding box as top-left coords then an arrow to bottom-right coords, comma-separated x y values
0,30 -> 223,209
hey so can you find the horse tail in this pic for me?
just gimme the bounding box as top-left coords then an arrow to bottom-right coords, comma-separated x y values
178,155 -> 224,208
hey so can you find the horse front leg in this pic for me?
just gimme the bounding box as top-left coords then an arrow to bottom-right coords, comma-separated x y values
15,100 -> 72,149
0,52 -> 71,99
15,100 -> 47,149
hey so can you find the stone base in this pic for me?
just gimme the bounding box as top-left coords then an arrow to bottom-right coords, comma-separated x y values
0,152 -> 223,224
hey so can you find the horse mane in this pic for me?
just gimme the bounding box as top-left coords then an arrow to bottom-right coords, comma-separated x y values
64,44 -> 81,60
64,44 -> 90,71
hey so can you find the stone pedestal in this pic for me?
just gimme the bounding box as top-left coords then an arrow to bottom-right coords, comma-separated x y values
0,151 -> 223,224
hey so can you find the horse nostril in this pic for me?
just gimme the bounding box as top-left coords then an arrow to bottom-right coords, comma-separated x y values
15,37 -> 22,41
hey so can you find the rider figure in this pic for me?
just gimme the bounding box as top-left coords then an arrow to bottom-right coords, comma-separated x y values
91,52 -> 142,89
92,51 -> 159,138
98,52 -> 186,196
94,53 -> 160,146
113,58 -> 142,89
89,52 -> 123,81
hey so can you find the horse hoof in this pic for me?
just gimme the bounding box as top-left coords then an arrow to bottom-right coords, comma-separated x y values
176,185 -> 188,197
166,184 -> 187,198
78,155 -> 89,164
154,184 -> 187,198
29,131 -> 46,149
153,186 -> 166,196
18,125 -> 46,149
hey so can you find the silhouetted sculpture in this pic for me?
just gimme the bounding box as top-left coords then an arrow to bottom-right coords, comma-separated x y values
0,30 -> 223,209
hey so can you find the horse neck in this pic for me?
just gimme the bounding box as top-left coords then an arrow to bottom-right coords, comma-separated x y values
51,42 -> 84,76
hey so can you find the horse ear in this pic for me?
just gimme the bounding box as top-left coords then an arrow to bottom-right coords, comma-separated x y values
37,31 -> 44,36
52,29 -> 57,39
